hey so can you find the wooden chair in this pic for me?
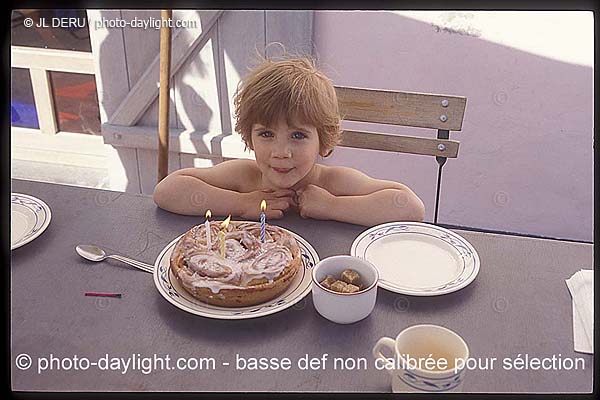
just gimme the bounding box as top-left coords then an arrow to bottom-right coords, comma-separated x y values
334,85 -> 467,224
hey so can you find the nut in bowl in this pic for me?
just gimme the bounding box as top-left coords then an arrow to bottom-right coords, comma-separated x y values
311,255 -> 379,324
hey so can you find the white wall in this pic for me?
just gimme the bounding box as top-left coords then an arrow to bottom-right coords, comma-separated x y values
88,10 -> 593,241
313,11 -> 593,242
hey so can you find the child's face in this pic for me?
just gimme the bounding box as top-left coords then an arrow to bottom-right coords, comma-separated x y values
251,116 -> 321,189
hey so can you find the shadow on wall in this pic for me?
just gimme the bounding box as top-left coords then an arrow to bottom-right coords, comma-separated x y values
96,10 -> 317,196
95,10 -> 223,194
314,11 -> 592,241
95,10 -> 592,240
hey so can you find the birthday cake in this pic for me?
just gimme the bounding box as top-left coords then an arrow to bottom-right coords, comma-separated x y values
169,220 -> 302,307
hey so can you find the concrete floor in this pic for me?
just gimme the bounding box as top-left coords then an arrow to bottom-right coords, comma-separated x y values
11,159 -> 110,189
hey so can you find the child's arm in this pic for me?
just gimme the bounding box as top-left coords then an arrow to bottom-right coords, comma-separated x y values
153,160 -> 294,218
296,166 -> 425,226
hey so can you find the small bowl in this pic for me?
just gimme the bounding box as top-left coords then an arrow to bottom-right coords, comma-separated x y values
311,255 -> 379,324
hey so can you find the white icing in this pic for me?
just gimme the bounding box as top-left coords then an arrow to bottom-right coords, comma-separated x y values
175,221 -> 296,294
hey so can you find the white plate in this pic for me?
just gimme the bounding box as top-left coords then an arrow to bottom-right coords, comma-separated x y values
153,225 -> 319,319
351,222 -> 480,296
11,193 -> 52,250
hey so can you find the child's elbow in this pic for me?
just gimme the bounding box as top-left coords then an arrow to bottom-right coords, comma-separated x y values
153,188 -> 164,209
413,197 -> 425,222
153,177 -> 171,210
153,187 -> 165,209
405,192 -> 425,222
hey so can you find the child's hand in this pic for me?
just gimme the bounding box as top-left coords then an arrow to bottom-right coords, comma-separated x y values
240,189 -> 296,219
296,184 -> 335,220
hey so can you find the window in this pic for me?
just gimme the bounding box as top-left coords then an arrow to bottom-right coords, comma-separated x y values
10,68 -> 39,129
11,9 -> 100,134
50,72 -> 101,134
11,9 -> 91,52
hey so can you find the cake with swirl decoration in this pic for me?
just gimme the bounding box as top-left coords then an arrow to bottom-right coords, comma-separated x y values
170,218 -> 302,307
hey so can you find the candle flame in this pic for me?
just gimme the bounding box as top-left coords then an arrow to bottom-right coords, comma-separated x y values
205,210 -> 211,219
261,200 -> 266,212
220,215 -> 231,229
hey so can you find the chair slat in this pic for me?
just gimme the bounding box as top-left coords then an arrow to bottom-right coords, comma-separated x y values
335,86 -> 467,131
340,130 -> 459,158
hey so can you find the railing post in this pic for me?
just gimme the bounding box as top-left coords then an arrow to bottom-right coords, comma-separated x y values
157,10 -> 172,183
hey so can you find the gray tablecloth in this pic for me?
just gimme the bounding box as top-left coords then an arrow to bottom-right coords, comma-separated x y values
10,179 -> 593,392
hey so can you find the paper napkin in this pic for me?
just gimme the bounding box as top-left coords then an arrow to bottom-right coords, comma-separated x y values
566,270 -> 593,354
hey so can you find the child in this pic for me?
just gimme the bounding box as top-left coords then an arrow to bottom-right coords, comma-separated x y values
153,56 -> 425,226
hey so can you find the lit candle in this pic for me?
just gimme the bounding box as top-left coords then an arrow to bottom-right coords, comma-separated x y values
220,215 -> 231,258
260,200 -> 266,243
204,210 -> 212,249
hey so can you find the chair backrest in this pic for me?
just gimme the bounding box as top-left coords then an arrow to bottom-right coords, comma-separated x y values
335,85 -> 466,157
334,85 -> 467,223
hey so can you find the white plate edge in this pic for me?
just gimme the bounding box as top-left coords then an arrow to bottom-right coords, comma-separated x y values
11,193 -> 52,250
350,222 -> 480,296
153,226 -> 318,319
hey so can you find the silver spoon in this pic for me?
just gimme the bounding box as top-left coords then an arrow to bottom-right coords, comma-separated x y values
76,244 -> 154,274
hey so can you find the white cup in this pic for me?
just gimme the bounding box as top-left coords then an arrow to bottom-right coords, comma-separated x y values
311,255 -> 378,324
372,324 -> 469,392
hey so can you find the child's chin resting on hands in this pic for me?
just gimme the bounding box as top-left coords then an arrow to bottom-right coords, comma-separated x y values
153,56 -> 425,227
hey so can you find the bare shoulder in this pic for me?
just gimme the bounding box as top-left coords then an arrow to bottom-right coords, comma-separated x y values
319,165 -> 370,191
174,159 -> 261,192
319,165 -> 406,196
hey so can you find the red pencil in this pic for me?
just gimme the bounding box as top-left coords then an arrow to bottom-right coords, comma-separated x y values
85,292 -> 122,298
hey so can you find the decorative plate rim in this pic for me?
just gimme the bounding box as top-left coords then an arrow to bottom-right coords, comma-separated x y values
350,222 -> 480,296
153,224 -> 318,319
11,193 -> 52,250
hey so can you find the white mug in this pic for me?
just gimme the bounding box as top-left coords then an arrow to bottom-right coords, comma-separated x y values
372,324 -> 469,392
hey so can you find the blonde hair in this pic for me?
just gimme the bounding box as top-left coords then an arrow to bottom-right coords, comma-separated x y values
233,55 -> 342,157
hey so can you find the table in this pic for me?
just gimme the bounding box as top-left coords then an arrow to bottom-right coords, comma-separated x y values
10,179 -> 594,392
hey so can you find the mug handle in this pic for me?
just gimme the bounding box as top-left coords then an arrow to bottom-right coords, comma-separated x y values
372,337 -> 396,377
